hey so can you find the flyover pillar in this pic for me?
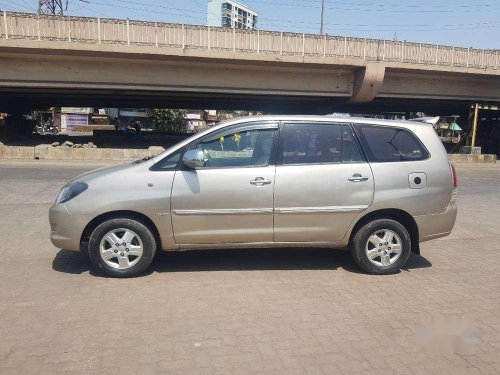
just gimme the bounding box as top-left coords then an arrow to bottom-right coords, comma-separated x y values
351,63 -> 386,103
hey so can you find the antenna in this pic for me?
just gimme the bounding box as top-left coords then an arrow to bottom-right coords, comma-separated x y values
38,0 -> 68,15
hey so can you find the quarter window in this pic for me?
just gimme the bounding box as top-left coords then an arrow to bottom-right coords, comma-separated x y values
152,149 -> 182,170
355,125 -> 429,162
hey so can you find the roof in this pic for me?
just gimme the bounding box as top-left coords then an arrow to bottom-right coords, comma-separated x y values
218,115 -> 432,129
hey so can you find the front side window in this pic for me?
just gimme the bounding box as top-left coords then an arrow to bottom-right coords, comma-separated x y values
355,125 -> 429,162
191,127 -> 276,168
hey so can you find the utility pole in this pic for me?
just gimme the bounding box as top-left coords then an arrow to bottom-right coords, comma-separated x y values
38,0 -> 66,15
320,0 -> 325,35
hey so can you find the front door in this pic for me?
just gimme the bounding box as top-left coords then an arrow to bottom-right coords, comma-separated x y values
171,122 -> 278,245
274,122 -> 374,243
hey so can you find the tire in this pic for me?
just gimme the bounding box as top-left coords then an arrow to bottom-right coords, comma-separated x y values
88,218 -> 156,278
351,219 -> 411,275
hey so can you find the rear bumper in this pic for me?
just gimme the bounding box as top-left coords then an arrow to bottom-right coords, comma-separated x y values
49,204 -> 89,251
415,201 -> 457,242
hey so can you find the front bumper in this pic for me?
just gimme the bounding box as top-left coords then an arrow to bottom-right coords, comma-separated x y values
49,204 -> 89,251
415,201 -> 457,242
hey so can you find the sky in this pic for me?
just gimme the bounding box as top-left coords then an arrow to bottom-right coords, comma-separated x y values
2,0 -> 500,49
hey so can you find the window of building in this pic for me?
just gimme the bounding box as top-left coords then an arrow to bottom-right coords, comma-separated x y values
354,125 -> 429,162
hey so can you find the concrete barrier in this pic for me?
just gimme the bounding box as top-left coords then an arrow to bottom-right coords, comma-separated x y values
0,145 -> 165,161
0,146 -> 35,159
449,153 -> 497,163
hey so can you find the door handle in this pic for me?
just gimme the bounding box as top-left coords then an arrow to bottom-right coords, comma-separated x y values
348,174 -> 369,182
250,177 -> 272,186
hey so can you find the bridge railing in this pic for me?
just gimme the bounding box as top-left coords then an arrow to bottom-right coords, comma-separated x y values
1,11 -> 498,70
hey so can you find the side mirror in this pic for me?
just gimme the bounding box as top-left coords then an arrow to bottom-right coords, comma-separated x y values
183,149 -> 205,169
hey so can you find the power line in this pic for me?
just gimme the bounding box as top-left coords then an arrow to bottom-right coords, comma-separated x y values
0,0 -> 33,12
80,0 -> 500,29
247,0 -> 500,12
2,0 -> 495,34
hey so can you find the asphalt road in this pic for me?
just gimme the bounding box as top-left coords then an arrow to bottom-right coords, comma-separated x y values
0,160 -> 499,374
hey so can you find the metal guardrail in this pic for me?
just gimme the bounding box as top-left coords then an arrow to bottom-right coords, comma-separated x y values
1,11 -> 498,70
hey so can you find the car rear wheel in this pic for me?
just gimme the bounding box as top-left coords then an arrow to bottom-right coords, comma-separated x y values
351,219 -> 411,274
88,218 -> 156,278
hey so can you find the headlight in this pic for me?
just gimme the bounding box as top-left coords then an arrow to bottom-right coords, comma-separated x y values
55,181 -> 88,204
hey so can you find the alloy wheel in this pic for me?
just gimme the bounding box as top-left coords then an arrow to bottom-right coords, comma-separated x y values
365,229 -> 403,267
99,228 -> 144,269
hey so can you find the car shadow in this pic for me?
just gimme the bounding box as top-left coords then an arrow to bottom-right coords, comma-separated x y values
52,248 -> 432,277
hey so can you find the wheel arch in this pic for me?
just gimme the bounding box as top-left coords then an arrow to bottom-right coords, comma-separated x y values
348,208 -> 420,254
80,210 -> 162,254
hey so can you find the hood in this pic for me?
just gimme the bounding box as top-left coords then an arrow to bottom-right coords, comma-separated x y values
68,159 -> 155,185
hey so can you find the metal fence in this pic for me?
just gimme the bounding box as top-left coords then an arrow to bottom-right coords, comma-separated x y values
1,11 -> 498,70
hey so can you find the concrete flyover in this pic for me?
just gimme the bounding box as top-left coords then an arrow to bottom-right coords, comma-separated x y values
0,11 -> 499,113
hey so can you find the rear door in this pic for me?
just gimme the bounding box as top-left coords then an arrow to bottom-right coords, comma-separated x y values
274,122 -> 374,243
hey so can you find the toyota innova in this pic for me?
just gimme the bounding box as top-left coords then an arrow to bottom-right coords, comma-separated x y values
50,116 -> 457,277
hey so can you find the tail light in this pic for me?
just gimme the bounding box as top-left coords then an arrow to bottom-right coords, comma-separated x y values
449,162 -> 458,203
450,162 -> 458,189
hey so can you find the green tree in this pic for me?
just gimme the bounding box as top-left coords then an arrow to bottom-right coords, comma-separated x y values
149,109 -> 186,133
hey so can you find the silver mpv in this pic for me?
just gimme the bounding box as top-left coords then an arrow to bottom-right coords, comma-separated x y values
50,116 -> 457,277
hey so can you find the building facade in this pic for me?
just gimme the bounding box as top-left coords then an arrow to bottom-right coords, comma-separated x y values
207,0 -> 257,29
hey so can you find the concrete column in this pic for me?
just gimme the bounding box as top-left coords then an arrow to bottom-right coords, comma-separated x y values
233,27 -> 236,52
182,24 -> 185,49
3,11 -> 8,39
37,15 -> 40,40
471,103 -> 479,147
126,19 -> 130,45
351,62 -> 386,103
97,18 -> 101,44
257,30 -> 260,53
280,31 -> 283,55
68,17 -> 71,42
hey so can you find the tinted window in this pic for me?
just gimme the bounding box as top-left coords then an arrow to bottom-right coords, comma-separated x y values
193,128 -> 276,168
282,123 -> 342,165
281,123 -> 365,165
341,125 -> 364,163
355,125 -> 428,162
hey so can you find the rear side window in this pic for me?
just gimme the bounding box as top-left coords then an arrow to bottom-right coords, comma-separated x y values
341,125 -> 364,163
280,123 -> 364,165
354,125 -> 429,162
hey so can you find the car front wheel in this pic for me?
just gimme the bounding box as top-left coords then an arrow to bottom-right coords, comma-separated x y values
351,219 -> 411,274
88,218 -> 157,277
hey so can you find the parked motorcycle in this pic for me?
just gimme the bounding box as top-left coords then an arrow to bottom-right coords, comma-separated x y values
34,121 -> 59,135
